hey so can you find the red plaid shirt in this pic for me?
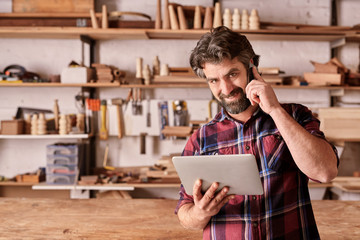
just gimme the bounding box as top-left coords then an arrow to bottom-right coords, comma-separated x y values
176,104 -> 338,240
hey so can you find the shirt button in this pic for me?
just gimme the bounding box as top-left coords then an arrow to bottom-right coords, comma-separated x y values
252,196 -> 256,200
276,135 -> 282,140
253,222 -> 258,227
245,146 -> 250,150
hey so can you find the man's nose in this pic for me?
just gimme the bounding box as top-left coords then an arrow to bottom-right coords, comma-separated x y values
219,79 -> 234,96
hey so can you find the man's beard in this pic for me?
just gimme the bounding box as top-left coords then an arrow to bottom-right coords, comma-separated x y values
218,87 -> 251,114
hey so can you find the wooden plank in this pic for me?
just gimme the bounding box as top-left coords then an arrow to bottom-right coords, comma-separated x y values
303,72 -> 343,86
310,61 -> 340,74
153,75 -> 204,83
0,198 -> 202,239
161,126 -> 192,137
0,198 -> 359,239
319,108 -> 360,141
13,0 -> 94,13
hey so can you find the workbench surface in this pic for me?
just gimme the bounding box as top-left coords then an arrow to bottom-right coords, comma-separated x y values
0,198 -> 359,239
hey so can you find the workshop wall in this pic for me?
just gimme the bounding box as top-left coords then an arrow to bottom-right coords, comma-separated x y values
0,0 -> 359,178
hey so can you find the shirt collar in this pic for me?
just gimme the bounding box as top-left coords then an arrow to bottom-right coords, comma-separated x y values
215,107 -> 262,123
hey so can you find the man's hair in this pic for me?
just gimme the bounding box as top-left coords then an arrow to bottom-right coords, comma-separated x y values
190,26 -> 260,78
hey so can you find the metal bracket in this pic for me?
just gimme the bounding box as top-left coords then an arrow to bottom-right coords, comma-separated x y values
80,35 -> 96,67
330,88 -> 345,97
330,37 -> 346,49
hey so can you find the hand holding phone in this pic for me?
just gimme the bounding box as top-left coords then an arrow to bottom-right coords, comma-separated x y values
248,62 -> 258,83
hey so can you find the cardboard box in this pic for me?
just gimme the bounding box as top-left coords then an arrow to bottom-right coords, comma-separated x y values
0,120 -> 24,135
61,67 -> 93,84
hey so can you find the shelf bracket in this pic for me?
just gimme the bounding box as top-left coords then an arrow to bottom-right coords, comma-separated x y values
330,88 -> 345,97
330,37 -> 346,49
80,35 -> 96,67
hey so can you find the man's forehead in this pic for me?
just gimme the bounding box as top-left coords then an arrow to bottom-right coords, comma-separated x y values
203,58 -> 246,72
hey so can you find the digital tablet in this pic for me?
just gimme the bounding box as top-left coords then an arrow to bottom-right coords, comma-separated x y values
172,154 -> 263,195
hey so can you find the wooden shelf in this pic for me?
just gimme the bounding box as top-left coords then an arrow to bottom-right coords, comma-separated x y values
0,82 -> 121,87
0,134 -> 89,139
0,27 -> 357,42
32,182 -> 180,191
0,181 -> 35,187
1,81 -> 360,90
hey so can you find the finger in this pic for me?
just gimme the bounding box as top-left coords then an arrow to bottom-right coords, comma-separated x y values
245,84 -> 258,106
249,89 -> 260,105
208,186 -> 230,208
202,182 -> 219,203
252,67 -> 264,82
212,193 -> 236,212
193,179 -> 203,202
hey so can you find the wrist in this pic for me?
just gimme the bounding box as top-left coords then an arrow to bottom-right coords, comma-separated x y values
268,105 -> 285,119
190,205 -> 211,227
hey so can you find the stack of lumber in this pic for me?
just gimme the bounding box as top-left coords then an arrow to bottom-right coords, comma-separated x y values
145,155 -> 180,183
91,63 -> 125,83
318,107 -> 360,141
153,67 -> 203,84
161,126 -> 193,138
259,67 -> 284,85
304,57 -> 348,86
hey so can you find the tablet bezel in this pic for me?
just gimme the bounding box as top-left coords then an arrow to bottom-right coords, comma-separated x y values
172,154 -> 264,195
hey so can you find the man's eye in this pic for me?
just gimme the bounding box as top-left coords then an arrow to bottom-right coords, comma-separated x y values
229,72 -> 238,78
208,79 -> 217,84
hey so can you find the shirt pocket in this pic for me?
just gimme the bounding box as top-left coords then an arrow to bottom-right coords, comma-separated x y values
201,146 -> 236,155
260,133 -> 287,173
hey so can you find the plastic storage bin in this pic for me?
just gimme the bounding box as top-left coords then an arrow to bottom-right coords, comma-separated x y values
46,164 -> 78,175
47,144 -> 78,156
46,173 -> 77,185
47,155 -> 78,165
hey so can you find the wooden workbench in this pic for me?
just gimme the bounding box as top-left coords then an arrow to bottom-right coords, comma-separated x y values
0,198 -> 359,239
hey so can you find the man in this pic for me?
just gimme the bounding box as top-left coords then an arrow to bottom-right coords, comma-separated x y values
175,26 -> 338,239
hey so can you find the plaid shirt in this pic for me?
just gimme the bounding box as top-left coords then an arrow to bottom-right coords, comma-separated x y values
176,103 -> 338,240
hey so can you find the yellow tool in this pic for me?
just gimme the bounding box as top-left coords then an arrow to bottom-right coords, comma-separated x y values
99,100 -> 109,140
108,98 -> 125,139
102,144 -> 115,171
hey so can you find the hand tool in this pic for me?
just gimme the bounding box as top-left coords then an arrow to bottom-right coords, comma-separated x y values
124,88 -> 133,111
140,132 -> 147,154
103,144 -> 115,171
99,100 -> 109,140
146,96 -> 151,127
132,88 -> 137,115
108,98 -> 125,139
137,88 -> 143,115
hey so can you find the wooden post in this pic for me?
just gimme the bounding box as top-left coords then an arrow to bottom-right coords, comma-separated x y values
193,6 -> 202,29
203,6 -> 213,29
155,0 -> 162,29
90,9 -> 98,28
177,6 -> 188,30
213,2 -> 222,28
169,5 -> 179,30
102,5 -> 108,29
162,0 -> 170,29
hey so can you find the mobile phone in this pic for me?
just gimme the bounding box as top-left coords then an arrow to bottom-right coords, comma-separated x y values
248,62 -> 256,83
